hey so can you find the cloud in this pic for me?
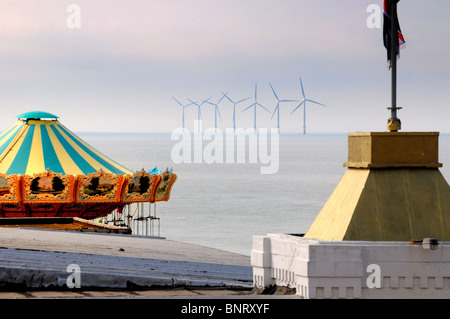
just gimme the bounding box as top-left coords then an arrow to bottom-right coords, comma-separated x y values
0,0 -> 449,133
0,1 -> 374,61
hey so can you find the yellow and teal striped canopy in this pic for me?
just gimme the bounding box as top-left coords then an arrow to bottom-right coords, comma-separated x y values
0,112 -> 133,176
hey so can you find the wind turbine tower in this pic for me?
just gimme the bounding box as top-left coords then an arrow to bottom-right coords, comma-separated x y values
203,93 -> 227,132
221,92 -> 251,132
172,97 -> 193,131
269,82 -> 297,131
242,82 -> 271,130
187,97 -> 213,132
290,77 -> 327,134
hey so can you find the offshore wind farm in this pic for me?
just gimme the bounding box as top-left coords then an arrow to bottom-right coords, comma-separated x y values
174,77 -> 327,133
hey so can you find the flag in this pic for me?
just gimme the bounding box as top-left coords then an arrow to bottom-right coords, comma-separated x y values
383,0 -> 405,67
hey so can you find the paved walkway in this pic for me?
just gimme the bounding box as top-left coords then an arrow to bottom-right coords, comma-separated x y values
0,227 -> 250,265
0,228 -> 252,291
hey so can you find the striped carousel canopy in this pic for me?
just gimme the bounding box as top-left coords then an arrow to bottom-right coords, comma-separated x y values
0,111 -> 133,176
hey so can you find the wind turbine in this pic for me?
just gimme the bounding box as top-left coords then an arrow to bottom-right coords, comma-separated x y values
187,97 -> 213,131
203,93 -> 227,132
221,92 -> 251,132
172,97 -> 193,130
290,77 -> 327,134
242,82 -> 271,130
269,82 -> 297,131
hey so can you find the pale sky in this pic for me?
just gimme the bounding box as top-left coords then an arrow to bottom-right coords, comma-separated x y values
1,0 -> 449,133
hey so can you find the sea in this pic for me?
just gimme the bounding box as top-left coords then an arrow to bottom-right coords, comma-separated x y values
78,132 -> 450,256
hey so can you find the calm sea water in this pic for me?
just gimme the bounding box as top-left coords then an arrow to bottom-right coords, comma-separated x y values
79,132 -> 450,256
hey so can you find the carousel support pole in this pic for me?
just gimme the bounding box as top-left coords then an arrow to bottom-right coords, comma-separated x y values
149,203 -> 152,236
143,202 -> 148,236
140,202 -> 145,235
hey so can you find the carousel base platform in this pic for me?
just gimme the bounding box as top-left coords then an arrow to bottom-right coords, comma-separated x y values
0,217 -> 131,234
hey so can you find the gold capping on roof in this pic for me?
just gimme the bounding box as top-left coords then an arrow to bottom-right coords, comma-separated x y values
344,132 -> 442,168
305,131 -> 450,242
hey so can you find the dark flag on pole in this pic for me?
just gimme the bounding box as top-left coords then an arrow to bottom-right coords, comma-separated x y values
384,0 -> 405,132
383,0 -> 405,68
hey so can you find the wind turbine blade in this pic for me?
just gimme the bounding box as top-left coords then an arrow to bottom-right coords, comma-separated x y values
307,99 -> 327,107
299,77 -> 306,99
221,91 -> 233,103
217,93 -> 227,104
271,105 -> 279,119
243,103 -> 255,112
280,99 -> 298,103
200,97 -> 213,106
254,82 -> 258,100
290,101 -> 305,115
172,96 -> 184,107
269,82 -> 279,101
257,103 -> 271,113
187,98 -> 199,106
237,97 -> 251,104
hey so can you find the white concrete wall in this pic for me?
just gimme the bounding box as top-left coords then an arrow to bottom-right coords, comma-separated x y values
251,234 -> 450,299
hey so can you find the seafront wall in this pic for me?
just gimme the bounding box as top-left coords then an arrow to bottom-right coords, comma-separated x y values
251,233 -> 450,299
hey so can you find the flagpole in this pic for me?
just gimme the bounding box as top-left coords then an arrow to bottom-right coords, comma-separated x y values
388,1 -> 401,132
390,2 -> 398,120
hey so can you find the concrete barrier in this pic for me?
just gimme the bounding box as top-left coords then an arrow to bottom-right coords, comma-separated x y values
252,234 -> 450,299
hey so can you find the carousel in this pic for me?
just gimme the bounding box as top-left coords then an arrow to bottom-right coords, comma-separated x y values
0,111 -> 177,223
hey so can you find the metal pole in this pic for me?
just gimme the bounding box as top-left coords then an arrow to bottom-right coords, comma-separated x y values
390,1 -> 398,121
388,1 -> 401,132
